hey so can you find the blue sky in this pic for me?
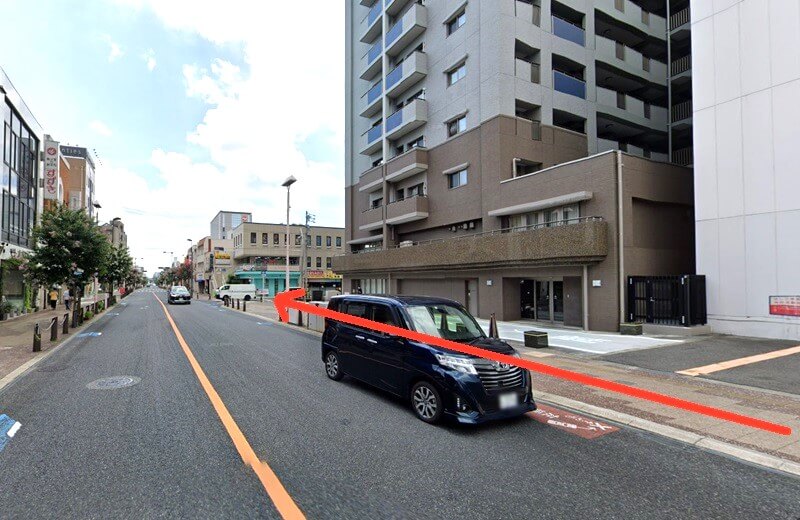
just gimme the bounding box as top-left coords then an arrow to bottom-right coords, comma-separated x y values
0,0 -> 345,274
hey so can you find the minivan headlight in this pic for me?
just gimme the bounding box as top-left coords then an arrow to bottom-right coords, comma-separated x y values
435,354 -> 478,375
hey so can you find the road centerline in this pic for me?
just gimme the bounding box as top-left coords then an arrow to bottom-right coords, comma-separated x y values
153,293 -> 305,520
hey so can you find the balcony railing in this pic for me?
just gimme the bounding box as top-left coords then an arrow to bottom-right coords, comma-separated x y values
366,81 -> 382,104
552,16 -> 585,46
385,3 -> 427,56
516,117 -> 542,141
672,147 -> 693,166
671,100 -> 692,122
671,54 -> 691,76
360,40 -> 383,80
386,51 -> 427,97
360,123 -> 383,155
360,1 -> 384,43
515,58 -> 541,84
553,70 -> 586,99
386,195 -> 429,225
385,98 -> 428,140
359,205 -> 384,231
333,218 -> 608,274
670,7 -> 689,30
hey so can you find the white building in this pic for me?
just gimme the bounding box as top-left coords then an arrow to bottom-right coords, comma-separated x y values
692,0 -> 800,339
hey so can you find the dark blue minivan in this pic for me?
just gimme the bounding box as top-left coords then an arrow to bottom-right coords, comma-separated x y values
321,295 -> 536,424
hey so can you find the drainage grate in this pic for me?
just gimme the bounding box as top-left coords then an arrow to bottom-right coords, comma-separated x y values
86,376 -> 141,390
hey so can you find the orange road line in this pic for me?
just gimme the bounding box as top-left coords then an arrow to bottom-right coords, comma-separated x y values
677,345 -> 800,377
154,294 -> 305,520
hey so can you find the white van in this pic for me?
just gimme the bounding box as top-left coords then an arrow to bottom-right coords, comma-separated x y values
216,284 -> 257,302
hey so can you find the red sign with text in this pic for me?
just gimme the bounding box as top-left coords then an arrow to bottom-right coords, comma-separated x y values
527,404 -> 619,439
769,296 -> 800,317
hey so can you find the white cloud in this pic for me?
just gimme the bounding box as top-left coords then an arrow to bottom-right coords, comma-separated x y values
103,34 -> 124,62
96,0 -> 345,275
142,48 -> 157,71
89,120 -> 113,137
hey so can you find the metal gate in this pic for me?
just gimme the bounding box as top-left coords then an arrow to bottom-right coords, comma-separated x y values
627,275 -> 706,326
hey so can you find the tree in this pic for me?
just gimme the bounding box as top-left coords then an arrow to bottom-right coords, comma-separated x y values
27,205 -> 111,321
99,244 -> 133,290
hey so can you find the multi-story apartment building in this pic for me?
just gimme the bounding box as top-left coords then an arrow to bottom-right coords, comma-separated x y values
210,211 -> 252,240
337,0 -> 696,332
99,217 -> 128,249
667,0 -> 693,166
692,0 -> 800,340
59,145 -> 97,220
230,222 -> 345,297
190,236 -> 234,296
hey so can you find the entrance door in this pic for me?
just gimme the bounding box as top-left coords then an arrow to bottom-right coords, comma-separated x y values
521,280 -> 535,319
535,281 -> 550,321
552,281 -> 564,322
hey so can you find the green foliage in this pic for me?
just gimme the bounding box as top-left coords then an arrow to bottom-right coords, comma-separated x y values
84,310 -> 94,320
96,301 -> 105,312
0,301 -> 14,314
99,244 -> 133,287
27,205 -> 111,288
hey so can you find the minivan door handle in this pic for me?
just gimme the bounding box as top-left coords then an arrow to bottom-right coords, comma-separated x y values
355,335 -> 365,340
366,338 -> 378,344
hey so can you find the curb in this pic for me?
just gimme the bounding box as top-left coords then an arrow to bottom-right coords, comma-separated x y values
0,324 -> 83,395
224,303 -> 323,338
534,391 -> 800,478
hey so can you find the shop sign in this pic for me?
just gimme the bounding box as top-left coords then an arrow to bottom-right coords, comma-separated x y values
306,270 -> 342,280
43,140 -> 60,200
213,251 -> 231,265
769,296 -> 800,317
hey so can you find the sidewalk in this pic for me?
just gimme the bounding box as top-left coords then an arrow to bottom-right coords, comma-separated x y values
514,343 -> 800,465
0,295 -> 108,383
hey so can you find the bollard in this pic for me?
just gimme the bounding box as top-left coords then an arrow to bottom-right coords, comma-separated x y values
242,300 -> 247,312
63,313 -> 69,334
236,299 -> 240,310
50,316 -> 58,342
33,323 -> 42,352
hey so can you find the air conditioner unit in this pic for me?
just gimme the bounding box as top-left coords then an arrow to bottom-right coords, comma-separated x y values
468,221 -> 476,229
462,223 -> 469,230
399,240 -> 414,248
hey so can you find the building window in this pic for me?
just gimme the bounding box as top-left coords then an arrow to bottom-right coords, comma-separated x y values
644,103 -> 651,119
447,62 -> 466,86
250,232 -> 257,244
515,159 -> 543,177
326,236 -> 332,247
326,257 -> 332,269
447,169 -> 468,189
272,233 -> 279,245
446,9 -> 466,35
316,235 -> 322,247
295,234 -> 302,246
316,257 -> 322,268
371,197 -> 383,209
395,188 -> 405,201
262,233 -> 269,245
408,183 -> 424,197
336,236 -> 342,247
306,235 -> 312,247
447,115 -> 467,137
307,256 -> 312,268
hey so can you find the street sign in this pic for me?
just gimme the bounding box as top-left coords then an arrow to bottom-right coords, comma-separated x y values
528,404 -> 619,439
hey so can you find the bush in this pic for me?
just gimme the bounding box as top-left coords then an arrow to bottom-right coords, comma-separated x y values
84,311 -> 94,320
96,301 -> 105,312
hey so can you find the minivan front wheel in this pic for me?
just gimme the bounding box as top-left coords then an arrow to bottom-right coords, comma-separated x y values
324,351 -> 344,381
411,381 -> 443,424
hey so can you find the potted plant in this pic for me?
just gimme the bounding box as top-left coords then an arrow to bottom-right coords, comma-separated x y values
84,310 -> 94,321
0,301 -> 13,321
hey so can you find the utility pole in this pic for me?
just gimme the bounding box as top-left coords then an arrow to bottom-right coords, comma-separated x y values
300,211 -> 315,297
281,176 -> 297,293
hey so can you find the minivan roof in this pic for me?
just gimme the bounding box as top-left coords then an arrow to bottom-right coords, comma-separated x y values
331,294 -> 464,308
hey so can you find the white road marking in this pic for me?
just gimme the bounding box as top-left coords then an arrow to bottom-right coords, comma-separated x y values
7,422 -> 21,438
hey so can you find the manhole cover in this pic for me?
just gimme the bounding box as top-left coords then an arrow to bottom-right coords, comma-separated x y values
86,376 -> 141,390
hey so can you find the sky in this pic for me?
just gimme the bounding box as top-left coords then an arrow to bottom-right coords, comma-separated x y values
0,0 -> 345,276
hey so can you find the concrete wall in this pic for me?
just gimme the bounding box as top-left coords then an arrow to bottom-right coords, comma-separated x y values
691,0 -> 800,340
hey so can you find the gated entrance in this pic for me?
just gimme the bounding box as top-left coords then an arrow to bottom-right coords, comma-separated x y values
627,275 -> 706,326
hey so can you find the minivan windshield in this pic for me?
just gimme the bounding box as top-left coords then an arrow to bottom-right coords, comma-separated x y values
405,304 -> 485,342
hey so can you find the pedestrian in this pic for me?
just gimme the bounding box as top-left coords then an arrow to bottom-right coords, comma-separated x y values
48,288 -> 58,310
63,288 -> 71,311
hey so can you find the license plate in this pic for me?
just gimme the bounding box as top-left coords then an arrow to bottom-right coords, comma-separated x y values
499,393 -> 519,410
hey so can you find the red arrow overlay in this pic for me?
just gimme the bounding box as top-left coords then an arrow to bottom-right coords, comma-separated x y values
274,289 -> 791,436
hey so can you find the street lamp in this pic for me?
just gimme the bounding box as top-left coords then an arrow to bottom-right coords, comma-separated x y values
281,175 -> 297,293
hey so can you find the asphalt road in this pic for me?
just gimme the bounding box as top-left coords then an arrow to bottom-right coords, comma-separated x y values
1,289 -> 799,519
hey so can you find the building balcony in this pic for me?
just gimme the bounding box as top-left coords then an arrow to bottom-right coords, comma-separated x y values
670,7 -> 689,31
595,35 -> 667,85
553,71 -> 586,99
594,0 -> 666,39
596,86 -> 668,128
552,16 -> 585,47
671,146 -> 693,166
514,0 -> 541,27
386,147 -> 428,183
360,40 -> 383,80
386,98 -> 427,141
359,205 -> 385,231
514,58 -> 541,84
386,51 -> 427,98
360,80 -> 383,118
385,3 -> 427,57
671,54 -> 691,79
384,0 -> 410,15
360,123 -> 383,155
671,100 -> 692,127
358,164 -> 384,193
360,2 -> 384,43
386,195 -> 428,225
332,218 -> 609,274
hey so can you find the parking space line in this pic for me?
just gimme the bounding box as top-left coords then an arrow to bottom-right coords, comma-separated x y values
153,294 -> 305,520
677,345 -> 800,376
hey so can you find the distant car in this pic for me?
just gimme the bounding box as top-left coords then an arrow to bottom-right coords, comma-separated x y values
168,286 -> 191,305
322,295 -> 535,425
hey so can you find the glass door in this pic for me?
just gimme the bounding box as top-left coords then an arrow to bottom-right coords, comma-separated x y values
552,281 -> 564,322
535,281 -> 550,321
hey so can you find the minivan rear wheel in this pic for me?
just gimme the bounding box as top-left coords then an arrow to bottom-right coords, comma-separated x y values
411,381 -> 443,424
324,351 -> 344,381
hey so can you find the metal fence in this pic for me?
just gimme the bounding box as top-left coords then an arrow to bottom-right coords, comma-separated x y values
627,275 -> 707,326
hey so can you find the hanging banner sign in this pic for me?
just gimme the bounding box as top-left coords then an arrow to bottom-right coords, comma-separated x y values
43,140 -> 60,200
